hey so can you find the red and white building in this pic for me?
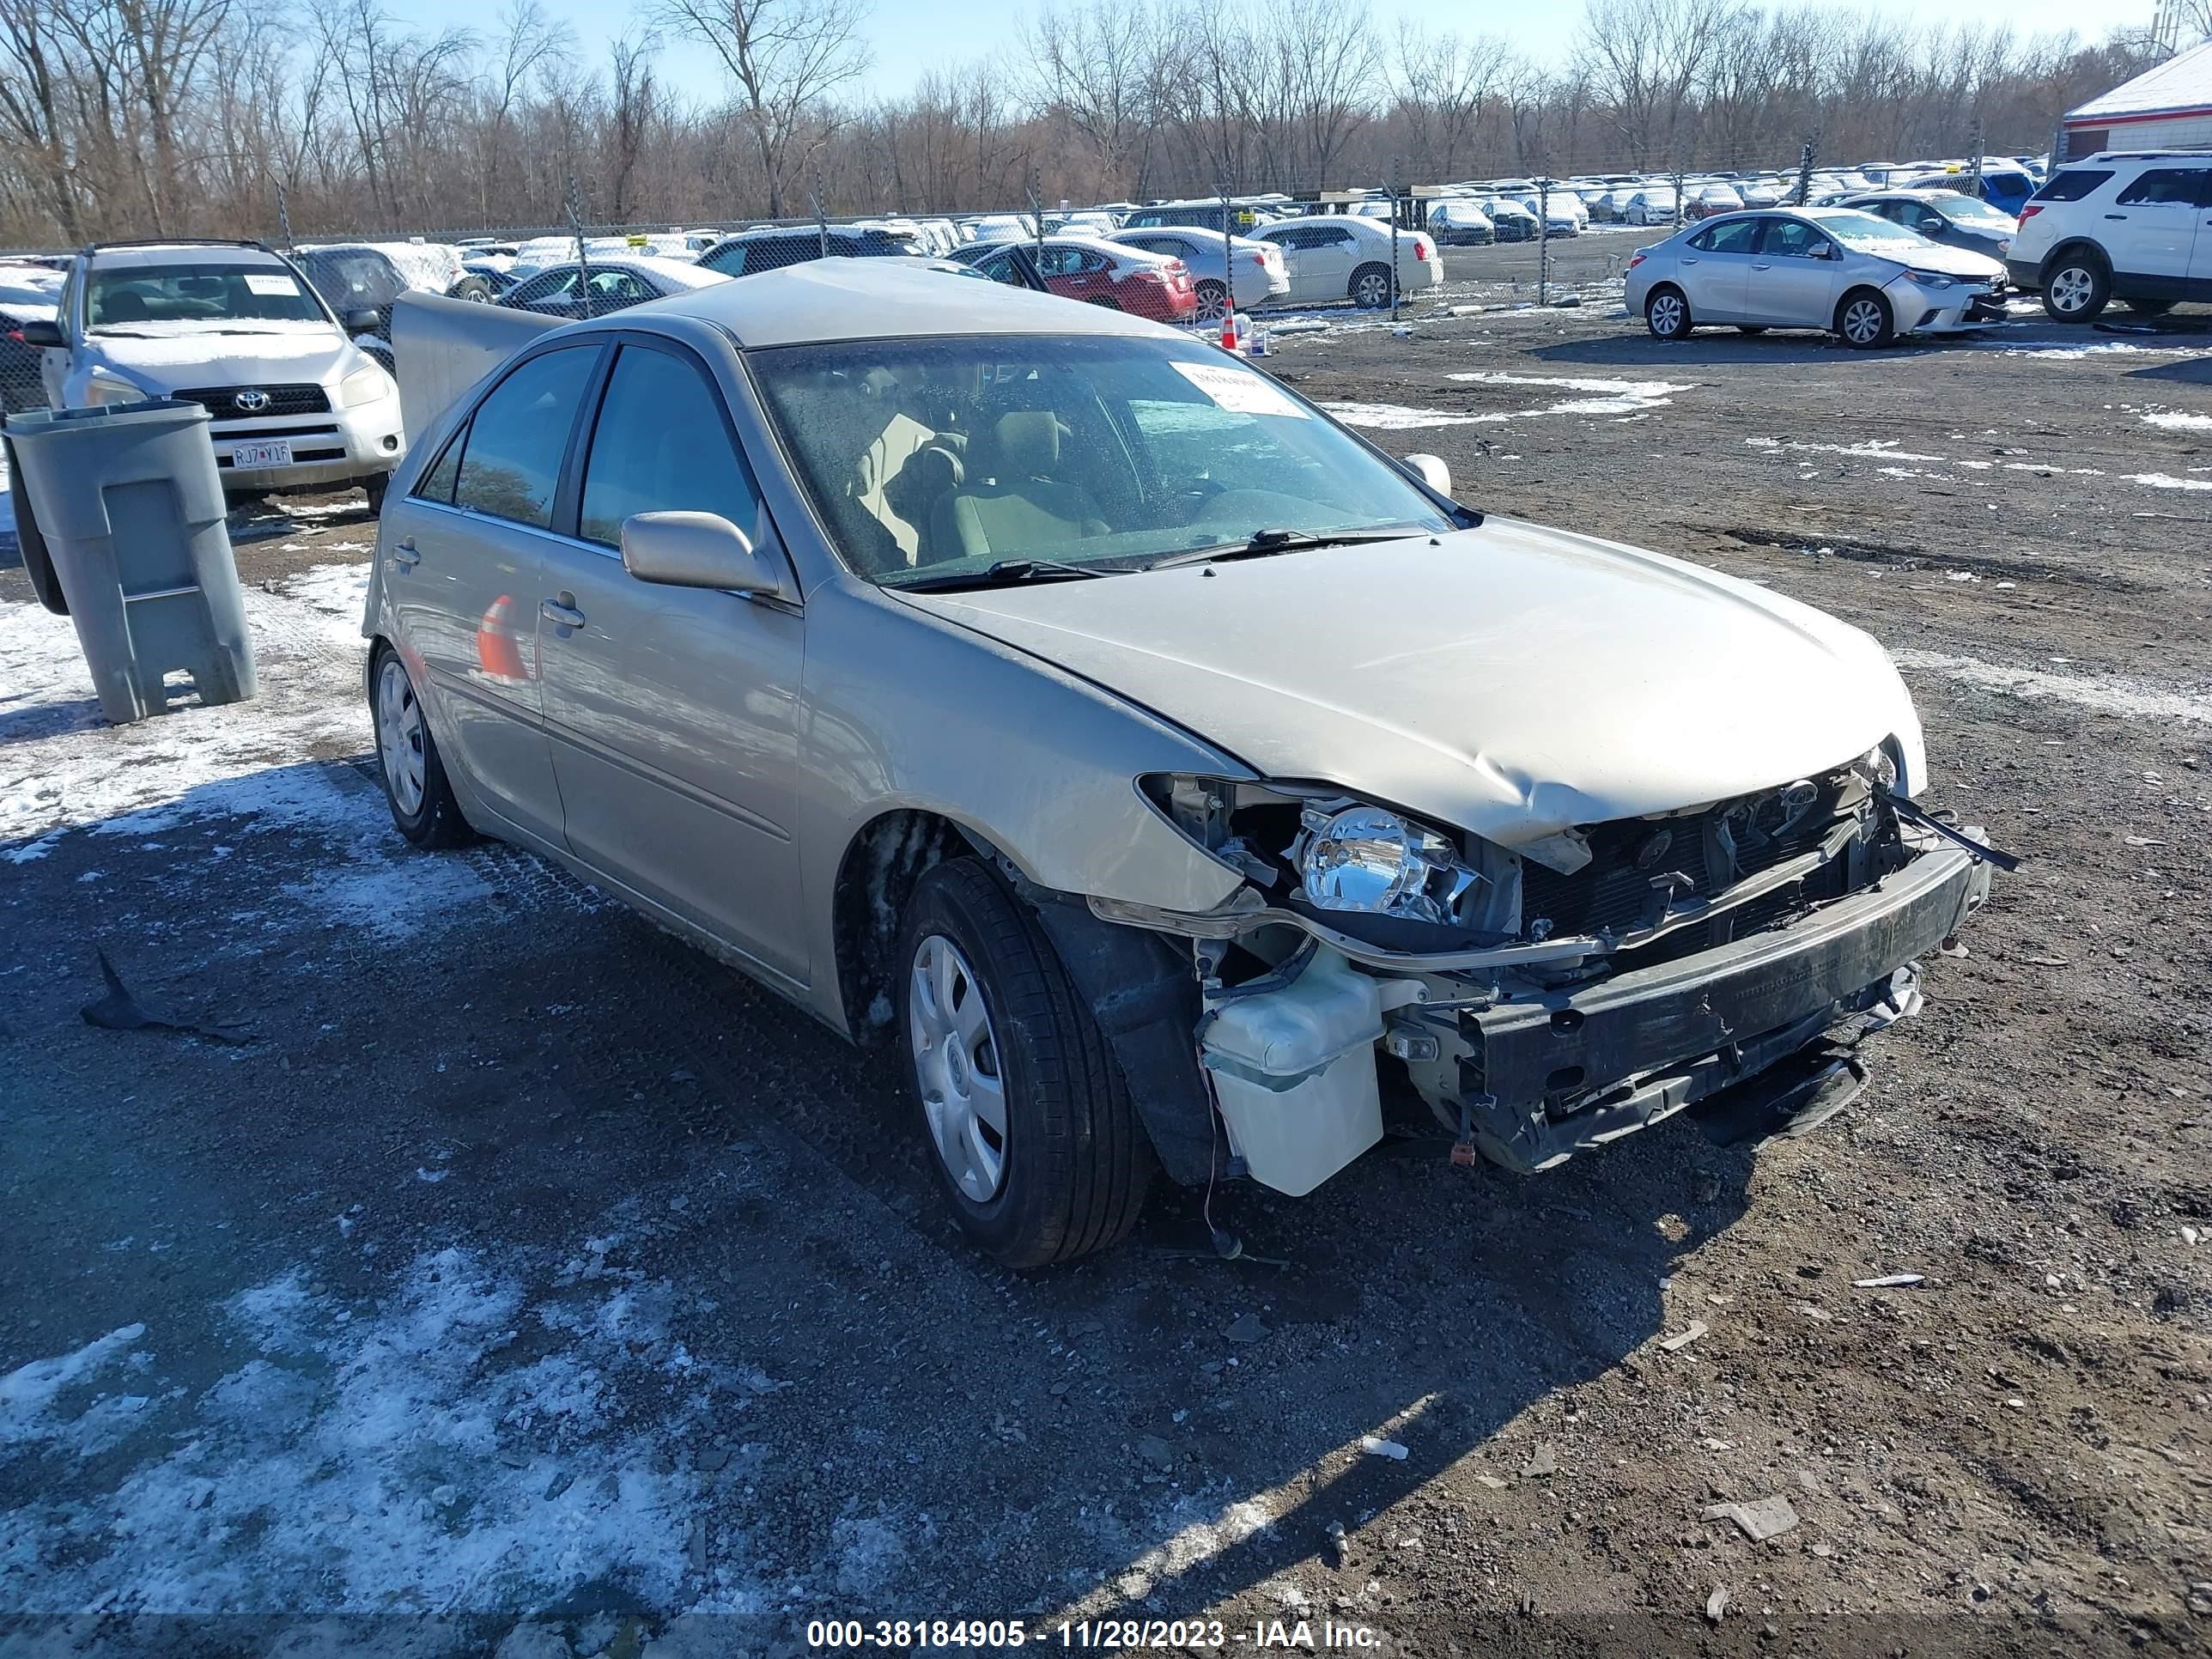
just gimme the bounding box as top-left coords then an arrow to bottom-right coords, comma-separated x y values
2058,38 -> 2212,161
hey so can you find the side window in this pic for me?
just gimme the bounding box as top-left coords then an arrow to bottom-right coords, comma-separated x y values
508,268 -> 576,306
2032,168 -> 2112,203
1690,219 -> 1758,254
452,346 -> 600,529
1759,219 -> 1828,258
579,346 -> 763,549
412,429 -> 464,503
2117,168 -> 2209,207
1322,227 -> 1355,247
1075,251 -> 1110,274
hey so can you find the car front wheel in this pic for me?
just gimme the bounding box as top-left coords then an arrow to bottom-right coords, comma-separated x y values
896,859 -> 1154,1267
1837,289 -> 1894,349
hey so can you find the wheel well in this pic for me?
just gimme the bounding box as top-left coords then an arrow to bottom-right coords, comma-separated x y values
1833,285 -> 1889,328
831,810 -> 971,1043
2042,240 -> 2108,279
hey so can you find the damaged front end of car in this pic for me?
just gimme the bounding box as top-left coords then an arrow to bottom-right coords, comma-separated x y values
1090,750 -> 2000,1194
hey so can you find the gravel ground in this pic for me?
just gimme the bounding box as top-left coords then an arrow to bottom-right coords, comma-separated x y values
3,238 -> 2209,1658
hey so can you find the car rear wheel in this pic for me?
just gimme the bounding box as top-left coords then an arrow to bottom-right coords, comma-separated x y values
1348,263 -> 1395,309
1644,285 -> 1692,340
2041,253 -> 2109,323
371,644 -> 475,848
364,473 -> 388,516
1837,289 -> 1893,349
896,859 -> 1154,1267
1194,279 -> 1230,322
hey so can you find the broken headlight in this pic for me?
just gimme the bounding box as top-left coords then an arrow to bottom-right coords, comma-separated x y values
1292,804 -> 1479,927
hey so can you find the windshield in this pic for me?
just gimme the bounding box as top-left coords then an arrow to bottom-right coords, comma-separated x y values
87,261 -> 330,333
1937,196 -> 2014,228
750,334 -> 1456,586
1818,210 -> 1926,253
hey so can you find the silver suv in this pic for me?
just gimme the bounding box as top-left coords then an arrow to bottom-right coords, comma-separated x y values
27,239 -> 406,507
2006,150 -> 2212,321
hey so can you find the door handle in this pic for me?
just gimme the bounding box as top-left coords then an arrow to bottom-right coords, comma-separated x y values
2105,213 -> 2126,220
1752,261 -> 1772,270
386,539 -> 419,571
1682,256 -> 1699,264
540,596 -> 586,629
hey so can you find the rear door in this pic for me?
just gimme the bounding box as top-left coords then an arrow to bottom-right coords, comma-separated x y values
2191,169 -> 2212,287
2108,167 -> 2209,282
534,337 -> 811,983
381,342 -> 604,843
1675,217 -> 1759,321
1747,216 -> 1844,326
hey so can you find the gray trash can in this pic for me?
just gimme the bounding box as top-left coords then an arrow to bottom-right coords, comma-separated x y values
3,398 -> 256,724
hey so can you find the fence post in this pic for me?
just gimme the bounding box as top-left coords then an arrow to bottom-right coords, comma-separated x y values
1537,178 -> 1550,307
1966,114 -> 1984,193
1030,167 -> 1044,274
1219,173 -> 1233,330
566,174 -> 588,313
275,181 -> 293,249
1792,138 -> 1816,207
812,181 -> 830,261
1388,160 -> 1401,322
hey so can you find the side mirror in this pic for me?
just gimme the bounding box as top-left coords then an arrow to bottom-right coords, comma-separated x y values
1401,453 -> 1452,496
622,510 -> 779,596
343,307 -> 382,331
17,317 -> 64,348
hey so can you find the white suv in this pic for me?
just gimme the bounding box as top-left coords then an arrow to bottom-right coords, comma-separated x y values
2006,151 -> 2212,322
29,240 -> 406,507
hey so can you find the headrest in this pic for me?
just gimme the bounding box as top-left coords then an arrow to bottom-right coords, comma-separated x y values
994,410 -> 1058,476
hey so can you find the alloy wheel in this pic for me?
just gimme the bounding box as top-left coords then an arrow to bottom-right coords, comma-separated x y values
1194,282 -> 1229,323
1352,270 -> 1392,308
374,654 -> 425,817
1842,298 -> 1885,345
2048,266 -> 2094,315
908,933 -> 1007,1203
1649,293 -> 1685,337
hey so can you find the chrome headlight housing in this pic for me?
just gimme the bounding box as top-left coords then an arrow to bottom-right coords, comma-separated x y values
83,368 -> 149,407
339,362 -> 394,408
1292,803 -> 1479,927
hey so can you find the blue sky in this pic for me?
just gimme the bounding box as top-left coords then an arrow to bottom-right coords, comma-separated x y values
390,0 -> 2156,103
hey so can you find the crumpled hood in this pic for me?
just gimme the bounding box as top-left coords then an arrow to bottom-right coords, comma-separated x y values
91,325 -> 355,388
908,520 -> 1919,849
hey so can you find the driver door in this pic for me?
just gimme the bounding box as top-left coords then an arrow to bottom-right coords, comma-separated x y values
1747,217 -> 1844,326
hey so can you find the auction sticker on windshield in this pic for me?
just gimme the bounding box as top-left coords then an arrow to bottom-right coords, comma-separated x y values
1171,358 -> 1307,418
243,273 -> 301,296
230,440 -> 293,468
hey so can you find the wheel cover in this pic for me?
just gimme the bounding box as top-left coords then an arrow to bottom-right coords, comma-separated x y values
908,933 -> 1008,1203
1844,299 -> 1883,343
1353,270 -> 1389,307
1195,283 -> 1228,322
1650,293 -> 1683,334
2050,267 -> 2094,313
374,655 -> 425,816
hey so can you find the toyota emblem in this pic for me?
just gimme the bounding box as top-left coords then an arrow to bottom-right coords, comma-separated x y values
232,388 -> 270,413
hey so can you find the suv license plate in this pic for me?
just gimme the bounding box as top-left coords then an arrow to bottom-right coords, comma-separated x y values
231,440 -> 293,469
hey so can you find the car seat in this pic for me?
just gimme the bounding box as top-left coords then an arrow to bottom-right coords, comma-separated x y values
930,411 -> 1106,561
94,289 -> 151,324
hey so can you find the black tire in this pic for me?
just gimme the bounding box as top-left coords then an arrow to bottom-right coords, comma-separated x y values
1348,262 -> 1395,309
1644,284 -> 1692,340
1194,279 -> 1230,322
1735,325 -> 1768,334
1836,288 -> 1894,349
363,472 -> 389,515
2121,296 -> 2174,317
896,859 -> 1154,1267
448,276 -> 494,304
2040,249 -> 2109,323
369,642 -> 476,849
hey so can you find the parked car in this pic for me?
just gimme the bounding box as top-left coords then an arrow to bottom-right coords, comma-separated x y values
1120,201 -> 1279,235
27,239 -> 404,507
1425,200 -> 1497,246
1841,189 -> 2018,263
963,213 -> 1038,244
1626,208 -> 2009,347
1249,216 -> 1443,307
1625,188 -> 1681,226
1736,179 -> 1787,208
365,258 -> 1993,1266
1897,167 -> 2038,218
462,260 -> 524,298
699,225 -> 912,276
1682,183 -> 1747,221
1109,227 -> 1289,318
2006,150 -> 2212,322
1479,198 -> 1540,241
966,234 -> 1197,322
292,241 -> 495,371
0,260 -> 63,412
497,255 -> 730,320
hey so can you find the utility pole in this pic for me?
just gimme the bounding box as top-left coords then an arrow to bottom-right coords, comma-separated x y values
1966,114 -> 1985,192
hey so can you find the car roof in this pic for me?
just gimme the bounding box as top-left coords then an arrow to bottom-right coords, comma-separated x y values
574,258 -> 1171,349
84,244 -> 291,270
536,254 -> 727,288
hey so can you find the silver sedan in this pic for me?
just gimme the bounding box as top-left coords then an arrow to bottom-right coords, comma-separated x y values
368,262 -> 1991,1264
1624,207 -> 2009,347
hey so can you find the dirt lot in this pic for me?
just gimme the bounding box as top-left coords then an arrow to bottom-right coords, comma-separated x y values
3,238 -> 2210,1658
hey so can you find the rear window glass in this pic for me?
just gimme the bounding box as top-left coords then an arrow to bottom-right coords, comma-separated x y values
2032,170 -> 2111,203
2116,168 -> 2210,208
1688,219 -> 1758,254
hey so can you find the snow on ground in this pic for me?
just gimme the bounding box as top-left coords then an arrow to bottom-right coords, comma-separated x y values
1321,402 -> 1502,429
2128,471 -> 2212,491
2141,410 -> 2212,431
0,1231 -> 769,1616
0,566 -> 373,860
1981,340 -> 2212,362
1891,648 -> 2212,726
1325,373 -> 1688,430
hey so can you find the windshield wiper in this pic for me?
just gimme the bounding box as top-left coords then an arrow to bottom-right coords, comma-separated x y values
895,557 -> 1116,593
1147,526 -> 1421,571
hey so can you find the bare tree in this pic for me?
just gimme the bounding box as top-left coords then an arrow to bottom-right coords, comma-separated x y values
652,0 -> 871,216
